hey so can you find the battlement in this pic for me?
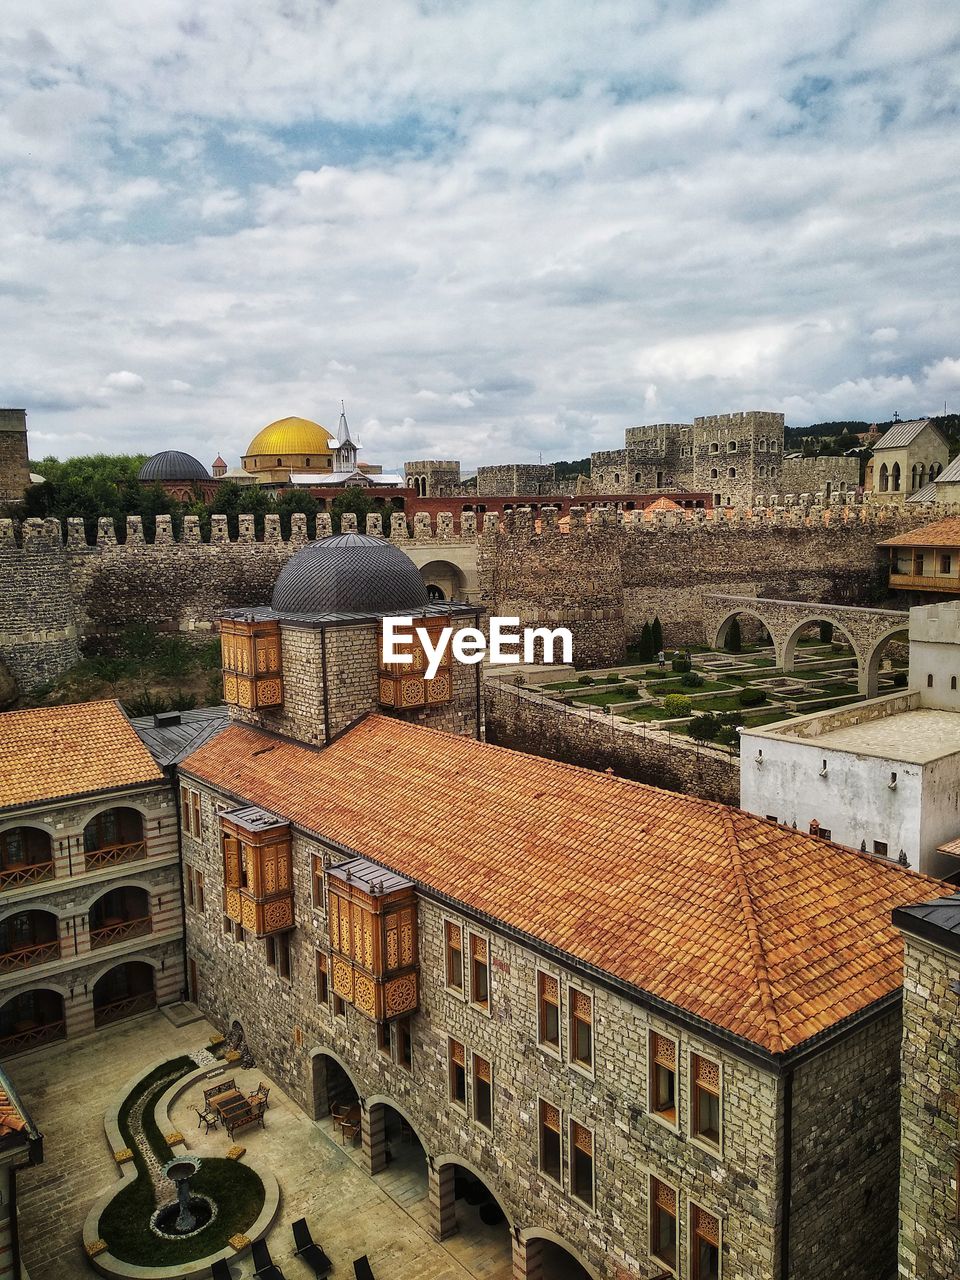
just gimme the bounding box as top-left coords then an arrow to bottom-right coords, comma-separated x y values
0,494 -> 943,552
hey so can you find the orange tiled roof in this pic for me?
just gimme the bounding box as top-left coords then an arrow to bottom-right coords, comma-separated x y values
0,700 -> 164,812
879,516 -> 960,547
644,496 -> 682,514
0,1089 -> 28,1138
181,716 -> 948,1055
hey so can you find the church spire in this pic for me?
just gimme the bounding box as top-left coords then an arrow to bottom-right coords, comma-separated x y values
337,399 -> 355,446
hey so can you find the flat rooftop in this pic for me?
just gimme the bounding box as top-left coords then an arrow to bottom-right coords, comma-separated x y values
758,706 -> 960,764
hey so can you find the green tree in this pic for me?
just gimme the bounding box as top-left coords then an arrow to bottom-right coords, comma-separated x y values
637,621 -> 654,661
651,616 -> 663,654
819,620 -> 834,643
724,618 -> 742,653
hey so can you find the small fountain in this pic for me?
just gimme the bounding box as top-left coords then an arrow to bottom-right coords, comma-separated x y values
150,1155 -> 217,1240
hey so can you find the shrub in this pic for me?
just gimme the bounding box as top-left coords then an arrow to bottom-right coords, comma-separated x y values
724,618 -> 743,653
737,687 -> 766,707
621,685 -> 639,697
663,694 -> 692,717
607,672 -> 621,682
680,671 -> 704,688
671,657 -> 691,673
577,675 -> 594,685
687,714 -> 720,741
715,725 -> 741,749
819,620 -> 834,643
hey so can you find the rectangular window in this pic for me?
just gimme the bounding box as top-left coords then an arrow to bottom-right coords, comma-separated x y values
196,870 -> 204,913
396,1017 -> 413,1071
223,913 -> 232,935
473,1054 -> 492,1130
941,554 -> 952,574
538,1099 -> 562,1184
538,972 -> 560,1052
265,936 -> 276,967
333,994 -> 346,1018
569,988 -> 593,1071
819,827 -> 832,841
312,855 -> 324,909
192,792 -> 202,839
650,1032 -> 677,1125
873,840 -> 888,857
449,1039 -> 467,1108
377,1022 -> 392,1057
180,785 -> 192,834
691,1054 -> 722,1150
277,933 -> 291,981
233,921 -> 244,944
186,864 -> 194,907
316,952 -> 328,1003
470,933 -> 489,1011
570,1120 -> 594,1208
691,1205 -> 721,1280
650,1176 -> 678,1270
445,921 -> 463,993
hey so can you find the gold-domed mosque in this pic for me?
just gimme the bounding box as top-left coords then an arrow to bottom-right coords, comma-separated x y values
241,415 -> 337,482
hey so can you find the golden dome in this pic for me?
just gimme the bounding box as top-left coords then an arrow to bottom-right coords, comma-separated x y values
244,416 -> 334,460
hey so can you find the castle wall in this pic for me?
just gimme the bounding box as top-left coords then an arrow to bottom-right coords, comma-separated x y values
0,410 -> 30,505
476,464 -> 558,497
779,454 -> 860,497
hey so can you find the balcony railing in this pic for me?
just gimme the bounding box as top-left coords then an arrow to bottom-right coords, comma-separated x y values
93,990 -> 156,1028
0,939 -> 61,973
889,572 -> 960,593
0,861 -> 55,892
89,915 -> 153,950
0,1019 -> 66,1056
83,840 -> 147,872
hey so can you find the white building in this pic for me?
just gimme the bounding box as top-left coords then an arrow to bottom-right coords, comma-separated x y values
739,601 -> 960,877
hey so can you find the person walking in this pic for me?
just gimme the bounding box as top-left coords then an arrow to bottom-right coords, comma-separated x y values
657,649 -> 665,670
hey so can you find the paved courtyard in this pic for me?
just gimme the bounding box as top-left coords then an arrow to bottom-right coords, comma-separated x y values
8,1010 -> 513,1280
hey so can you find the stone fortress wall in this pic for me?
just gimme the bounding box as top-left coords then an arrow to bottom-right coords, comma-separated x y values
0,497 -> 942,695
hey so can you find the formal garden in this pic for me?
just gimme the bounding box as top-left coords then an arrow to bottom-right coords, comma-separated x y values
525,617 -> 908,753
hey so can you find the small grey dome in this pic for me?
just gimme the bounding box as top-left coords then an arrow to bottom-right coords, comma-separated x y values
138,450 -> 210,482
271,533 -> 430,616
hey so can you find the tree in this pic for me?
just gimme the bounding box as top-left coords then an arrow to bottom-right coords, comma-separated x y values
724,618 -> 742,653
651,616 -> 663,654
637,621 -> 654,661
819,621 -> 834,643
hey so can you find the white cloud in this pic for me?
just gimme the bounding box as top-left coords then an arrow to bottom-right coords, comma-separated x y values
101,370 -> 146,394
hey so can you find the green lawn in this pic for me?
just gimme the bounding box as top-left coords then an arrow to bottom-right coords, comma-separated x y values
573,688 -> 641,706
650,679 -> 732,694
619,705 -> 679,722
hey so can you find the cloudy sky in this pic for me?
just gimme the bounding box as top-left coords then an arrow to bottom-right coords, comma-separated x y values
2,1 -> 959,471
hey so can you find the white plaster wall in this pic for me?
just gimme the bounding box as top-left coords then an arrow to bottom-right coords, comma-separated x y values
918,752 -> 960,879
910,637 -> 960,711
739,732 -> 926,867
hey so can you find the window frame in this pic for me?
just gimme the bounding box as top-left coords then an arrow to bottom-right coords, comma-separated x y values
444,917 -> 465,999
468,930 -> 491,1015
396,1016 -> 413,1072
311,855 -> 325,910
448,1037 -> 468,1112
649,1173 -> 679,1275
473,1052 -> 493,1132
648,1029 -> 679,1132
568,984 -> 595,1078
569,1117 -> 595,1211
688,1050 -> 723,1156
316,951 -> 328,1004
195,869 -> 204,913
689,1201 -> 723,1280
537,1096 -> 563,1187
536,968 -> 562,1058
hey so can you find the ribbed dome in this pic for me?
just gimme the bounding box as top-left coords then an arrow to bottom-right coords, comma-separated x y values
245,416 -> 334,459
271,533 -> 430,616
138,450 -> 210,481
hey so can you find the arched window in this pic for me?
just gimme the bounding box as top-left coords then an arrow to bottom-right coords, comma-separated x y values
710,468 -> 718,480
305,457 -> 311,467
728,467 -> 736,478
656,471 -> 663,488
613,473 -> 621,485
727,441 -> 737,452
892,462 -> 901,491
758,465 -> 766,478
758,439 -> 767,452
879,463 -> 889,492
710,442 -> 719,454
276,457 -> 282,466
634,472 -> 641,483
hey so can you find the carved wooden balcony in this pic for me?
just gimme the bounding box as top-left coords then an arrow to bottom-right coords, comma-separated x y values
83,840 -> 147,872
0,1019 -> 66,1055
93,991 -> 157,1028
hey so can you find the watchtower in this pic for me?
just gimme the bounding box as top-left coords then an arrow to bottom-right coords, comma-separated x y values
0,409 -> 30,504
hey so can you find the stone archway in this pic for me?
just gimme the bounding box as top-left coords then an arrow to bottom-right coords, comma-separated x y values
430,1153 -> 514,1264
418,558 -> 467,602
308,1046 -> 360,1121
863,624 -> 910,697
515,1228 -> 601,1280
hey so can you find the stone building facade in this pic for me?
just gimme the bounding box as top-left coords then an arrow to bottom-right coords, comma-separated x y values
779,453 -> 860,500
476,463 -> 562,497
690,411 -> 784,508
0,701 -> 183,1060
0,410 -> 29,507
591,423 -> 694,494
404,460 -> 462,498
893,898 -> 960,1280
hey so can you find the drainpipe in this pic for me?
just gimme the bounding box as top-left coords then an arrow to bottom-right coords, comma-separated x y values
780,1066 -> 794,1280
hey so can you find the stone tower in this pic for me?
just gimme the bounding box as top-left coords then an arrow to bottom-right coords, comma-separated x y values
404,460 -> 461,498
0,409 -> 30,505
692,410 -> 784,508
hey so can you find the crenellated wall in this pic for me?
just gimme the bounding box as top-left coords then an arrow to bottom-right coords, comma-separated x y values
0,497 -> 949,692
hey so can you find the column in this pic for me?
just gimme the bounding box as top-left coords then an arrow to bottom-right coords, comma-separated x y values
362,1102 -> 388,1175
512,1234 -> 544,1280
429,1162 -> 457,1240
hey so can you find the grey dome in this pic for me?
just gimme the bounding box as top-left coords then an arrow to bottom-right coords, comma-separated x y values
271,533 -> 430,616
138,450 -> 210,482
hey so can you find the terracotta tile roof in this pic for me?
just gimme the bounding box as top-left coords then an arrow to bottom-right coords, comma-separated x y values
0,1089 -> 28,1138
0,700 -> 164,812
936,835 -> 960,858
879,516 -> 960,547
181,716 -> 949,1055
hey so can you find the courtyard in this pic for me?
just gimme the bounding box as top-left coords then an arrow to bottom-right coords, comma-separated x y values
8,1011 -> 514,1280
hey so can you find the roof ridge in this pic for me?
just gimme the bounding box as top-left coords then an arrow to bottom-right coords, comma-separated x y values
722,808 -> 784,1053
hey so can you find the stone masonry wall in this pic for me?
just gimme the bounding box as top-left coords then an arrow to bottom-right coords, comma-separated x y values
484,680 -> 739,805
780,454 -> 860,497
789,1009 -> 902,1280
898,934 -> 960,1280
477,464 -> 558,497
182,777 -> 784,1280
0,410 -> 30,504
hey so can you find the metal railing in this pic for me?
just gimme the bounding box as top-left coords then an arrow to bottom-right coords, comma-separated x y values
83,840 -> 147,872
0,939 -> 60,973
0,1018 -> 66,1055
93,990 -> 156,1028
0,861 -> 55,891
89,915 -> 153,950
